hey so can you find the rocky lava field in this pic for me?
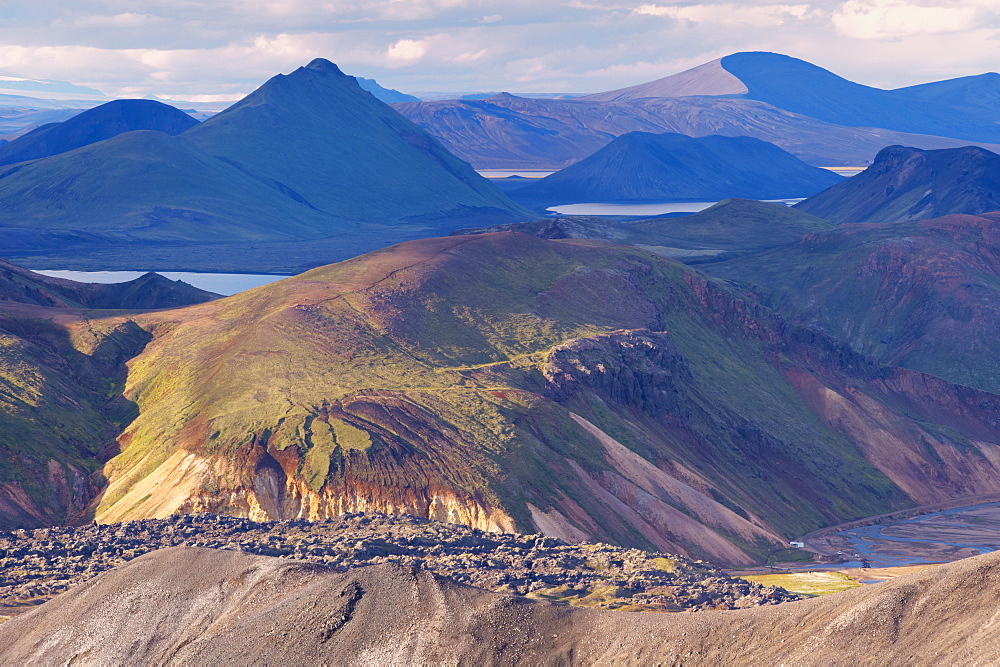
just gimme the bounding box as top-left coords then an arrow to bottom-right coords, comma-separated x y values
0,512 -> 797,621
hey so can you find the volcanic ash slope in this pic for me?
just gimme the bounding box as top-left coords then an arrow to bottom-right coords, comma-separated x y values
3,545 -> 1000,664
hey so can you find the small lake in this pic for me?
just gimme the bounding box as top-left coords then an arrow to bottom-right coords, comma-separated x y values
33,270 -> 291,296
546,198 -> 806,216
478,169 -> 555,179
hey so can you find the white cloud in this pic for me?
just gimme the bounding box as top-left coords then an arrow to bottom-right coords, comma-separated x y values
0,0 -> 997,99
635,3 -> 820,26
832,0 -> 982,39
72,13 -> 168,28
385,38 -> 428,65
452,48 -> 487,62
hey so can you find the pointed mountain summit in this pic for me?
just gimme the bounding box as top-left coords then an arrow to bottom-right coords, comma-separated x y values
794,145 -> 1000,223
0,99 -> 198,166
517,131 -> 843,204
182,58 -> 518,224
0,59 -> 528,270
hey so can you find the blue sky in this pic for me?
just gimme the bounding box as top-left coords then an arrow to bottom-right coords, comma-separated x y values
0,1 -> 997,101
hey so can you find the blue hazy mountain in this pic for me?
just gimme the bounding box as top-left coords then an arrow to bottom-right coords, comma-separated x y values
794,145 -> 1000,223
0,59 -> 528,268
0,99 -> 198,166
399,54 -> 1000,171
517,131 -> 844,204
716,52 -> 1000,143
893,73 -> 1000,125
356,77 -> 419,103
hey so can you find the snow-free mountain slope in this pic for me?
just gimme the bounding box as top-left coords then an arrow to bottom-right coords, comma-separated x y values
718,52 -> 1000,142
580,58 -> 748,101
182,58 -> 521,225
0,99 -> 198,166
517,132 -> 843,203
794,145 -> 1000,223
895,72 -> 1000,125
0,59 -> 529,270
708,211 -> 1000,394
0,258 -> 219,309
68,233 -> 1000,564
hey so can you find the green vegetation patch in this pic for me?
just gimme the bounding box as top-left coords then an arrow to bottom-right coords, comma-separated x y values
740,571 -> 860,597
330,419 -> 372,452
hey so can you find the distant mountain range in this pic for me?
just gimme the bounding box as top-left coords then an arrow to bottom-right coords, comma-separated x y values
0,76 -> 105,97
0,59 -> 529,271
355,77 -> 419,103
0,100 -> 198,166
515,132 -> 843,204
588,52 -> 1000,140
395,52 -> 1000,169
794,145 -> 1000,222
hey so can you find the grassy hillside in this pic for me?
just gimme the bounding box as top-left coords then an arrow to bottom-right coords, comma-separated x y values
73,233 -> 1000,565
0,310 -> 150,528
707,212 -> 1000,394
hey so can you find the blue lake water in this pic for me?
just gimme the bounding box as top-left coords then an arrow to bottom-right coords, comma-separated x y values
33,270 -> 290,296
478,169 -> 555,179
545,198 -> 806,216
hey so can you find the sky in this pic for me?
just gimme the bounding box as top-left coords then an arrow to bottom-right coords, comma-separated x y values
0,0 -> 997,102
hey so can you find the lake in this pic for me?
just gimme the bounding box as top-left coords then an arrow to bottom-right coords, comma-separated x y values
546,198 -> 806,216
33,270 -> 290,296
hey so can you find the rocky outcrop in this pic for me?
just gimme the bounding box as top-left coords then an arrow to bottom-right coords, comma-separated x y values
543,330 -> 690,411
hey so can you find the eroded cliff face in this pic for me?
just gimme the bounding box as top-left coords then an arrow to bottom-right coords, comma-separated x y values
96,445 -> 516,533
